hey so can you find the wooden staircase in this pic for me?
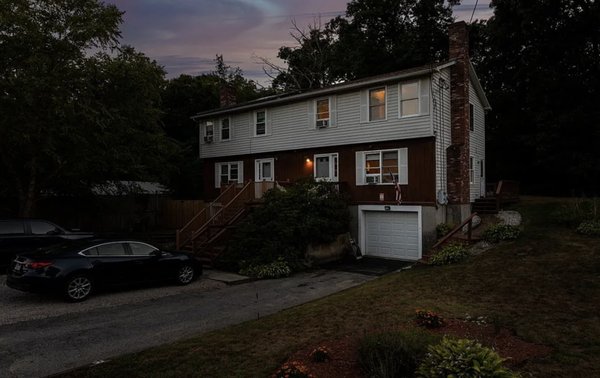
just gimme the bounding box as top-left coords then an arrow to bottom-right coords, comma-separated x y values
176,180 -> 277,266
472,180 -> 520,214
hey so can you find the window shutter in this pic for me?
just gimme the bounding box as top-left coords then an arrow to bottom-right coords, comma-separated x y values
420,78 -> 430,115
238,161 -> 244,183
355,151 -> 365,185
307,100 -> 315,129
330,95 -> 337,127
360,90 -> 368,123
214,163 -> 221,188
249,112 -> 254,137
266,109 -> 272,135
398,148 -> 408,185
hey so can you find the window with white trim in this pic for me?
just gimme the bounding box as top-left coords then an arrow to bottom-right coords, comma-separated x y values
215,161 -> 243,188
356,148 -> 408,185
369,87 -> 386,121
204,121 -> 214,143
400,82 -> 419,117
314,153 -> 338,181
220,118 -> 230,141
315,98 -> 330,128
254,110 -> 266,136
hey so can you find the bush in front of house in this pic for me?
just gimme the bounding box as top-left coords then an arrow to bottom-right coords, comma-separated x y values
417,337 -> 516,378
429,243 -> 469,266
223,179 -> 350,273
359,329 -> 440,378
239,257 -> 291,279
482,224 -> 521,243
436,223 -> 454,240
576,220 -> 600,236
415,309 -> 445,329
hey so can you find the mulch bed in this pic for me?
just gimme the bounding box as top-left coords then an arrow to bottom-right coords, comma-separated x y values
274,319 -> 552,377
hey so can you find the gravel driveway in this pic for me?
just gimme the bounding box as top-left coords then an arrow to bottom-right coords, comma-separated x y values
0,269 -> 374,377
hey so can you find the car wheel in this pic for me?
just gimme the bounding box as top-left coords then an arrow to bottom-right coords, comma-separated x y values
175,264 -> 195,285
64,274 -> 93,302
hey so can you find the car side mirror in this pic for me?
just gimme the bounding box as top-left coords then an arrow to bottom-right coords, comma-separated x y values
150,250 -> 162,257
47,229 -> 63,235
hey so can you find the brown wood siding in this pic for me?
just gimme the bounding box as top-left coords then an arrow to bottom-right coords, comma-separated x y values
203,137 -> 436,204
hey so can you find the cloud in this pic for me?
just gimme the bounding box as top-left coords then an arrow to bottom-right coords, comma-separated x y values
108,0 -> 492,84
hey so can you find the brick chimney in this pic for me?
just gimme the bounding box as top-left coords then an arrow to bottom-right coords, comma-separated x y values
446,21 -> 471,221
219,84 -> 236,108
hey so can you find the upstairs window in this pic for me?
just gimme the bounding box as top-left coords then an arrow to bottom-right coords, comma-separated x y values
369,87 -> 386,121
400,82 -> 419,117
204,121 -> 214,143
255,110 -> 266,136
469,103 -> 474,131
315,98 -> 330,128
221,118 -> 230,141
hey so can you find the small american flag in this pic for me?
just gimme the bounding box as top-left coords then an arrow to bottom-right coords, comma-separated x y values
389,170 -> 401,205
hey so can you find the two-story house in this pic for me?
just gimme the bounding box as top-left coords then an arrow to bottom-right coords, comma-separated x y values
191,22 -> 490,261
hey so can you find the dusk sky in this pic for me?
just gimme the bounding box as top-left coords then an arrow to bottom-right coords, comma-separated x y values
107,1 -> 493,85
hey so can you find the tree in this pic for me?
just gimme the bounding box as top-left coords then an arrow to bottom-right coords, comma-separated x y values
161,56 -> 264,198
270,0 -> 459,90
474,0 -> 600,194
0,0 -> 176,216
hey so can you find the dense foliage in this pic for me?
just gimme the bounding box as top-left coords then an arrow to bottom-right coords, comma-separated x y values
239,258 -> 292,279
359,329 -> 441,378
222,179 -> 350,271
429,243 -> 470,265
417,338 -> 516,378
576,220 -> 600,237
0,0 -> 177,215
482,224 -> 521,243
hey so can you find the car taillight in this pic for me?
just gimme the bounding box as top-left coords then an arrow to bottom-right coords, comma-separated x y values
27,261 -> 53,269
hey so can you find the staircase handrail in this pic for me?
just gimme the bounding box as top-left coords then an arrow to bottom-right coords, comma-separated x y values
190,180 -> 255,242
430,212 -> 479,251
176,183 -> 236,249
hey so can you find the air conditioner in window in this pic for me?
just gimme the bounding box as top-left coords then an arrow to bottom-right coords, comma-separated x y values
204,136 -> 213,143
316,120 -> 329,129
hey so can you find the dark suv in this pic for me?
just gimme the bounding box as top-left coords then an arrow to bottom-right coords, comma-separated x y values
0,219 -> 95,273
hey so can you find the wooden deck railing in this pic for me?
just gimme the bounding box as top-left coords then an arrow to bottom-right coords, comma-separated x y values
176,183 -> 237,249
177,180 -> 281,251
430,212 -> 479,251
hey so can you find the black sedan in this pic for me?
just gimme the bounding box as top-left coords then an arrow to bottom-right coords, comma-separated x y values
6,239 -> 202,301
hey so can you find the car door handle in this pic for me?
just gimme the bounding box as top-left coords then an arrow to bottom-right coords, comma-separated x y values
134,261 -> 144,265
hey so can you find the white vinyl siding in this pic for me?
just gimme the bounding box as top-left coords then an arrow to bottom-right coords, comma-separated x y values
469,81 -> 486,201
355,148 -> 408,186
214,161 -> 243,188
199,77 -> 432,159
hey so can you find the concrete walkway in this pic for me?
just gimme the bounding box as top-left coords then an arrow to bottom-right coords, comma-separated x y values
0,269 -> 375,378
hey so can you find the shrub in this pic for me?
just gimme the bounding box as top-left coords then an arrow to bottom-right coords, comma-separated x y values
274,361 -> 311,378
482,224 -> 521,243
429,243 -> 469,266
359,329 -> 440,378
417,337 -> 516,378
415,309 -> 445,328
239,258 -> 291,279
224,179 -> 350,271
551,198 -> 599,227
436,223 -> 454,240
310,346 -> 331,363
576,220 -> 600,236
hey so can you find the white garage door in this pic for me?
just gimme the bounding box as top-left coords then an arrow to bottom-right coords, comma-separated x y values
365,211 -> 420,260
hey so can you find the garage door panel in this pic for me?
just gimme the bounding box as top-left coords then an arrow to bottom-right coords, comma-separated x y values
364,211 -> 420,260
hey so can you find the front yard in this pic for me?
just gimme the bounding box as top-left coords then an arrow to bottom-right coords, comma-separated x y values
62,197 -> 600,377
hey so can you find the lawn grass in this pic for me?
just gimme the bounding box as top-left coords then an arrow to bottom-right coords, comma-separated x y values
62,197 -> 600,377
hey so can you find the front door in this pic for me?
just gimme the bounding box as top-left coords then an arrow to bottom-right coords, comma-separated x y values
255,158 -> 274,198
